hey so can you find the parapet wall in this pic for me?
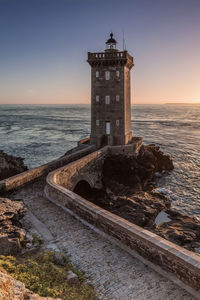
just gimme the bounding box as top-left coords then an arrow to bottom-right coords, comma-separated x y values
0,145 -> 96,194
54,147 -> 107,191
45,148 -> 200,298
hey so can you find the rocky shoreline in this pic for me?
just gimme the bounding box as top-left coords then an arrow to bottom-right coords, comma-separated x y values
82,144 -> 200,253
0,197 -> 27,255
0,150 -> 28,181
0,150 -> 29,255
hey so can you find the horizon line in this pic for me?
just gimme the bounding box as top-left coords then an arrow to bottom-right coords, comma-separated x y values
0,102 -> 200,106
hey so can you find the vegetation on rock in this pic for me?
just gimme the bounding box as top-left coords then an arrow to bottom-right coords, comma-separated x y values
0,251 -> 98,300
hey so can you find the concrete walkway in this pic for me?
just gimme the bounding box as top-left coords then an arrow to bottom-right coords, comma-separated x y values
9,179 -> 194,300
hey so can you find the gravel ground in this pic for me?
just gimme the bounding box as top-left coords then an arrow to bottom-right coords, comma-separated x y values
9,179 -> 195,300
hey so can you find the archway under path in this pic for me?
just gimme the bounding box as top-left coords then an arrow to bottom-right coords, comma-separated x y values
73,180 -> 93,199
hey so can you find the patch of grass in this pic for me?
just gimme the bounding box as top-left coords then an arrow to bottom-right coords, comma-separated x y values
0,252 -> 98,300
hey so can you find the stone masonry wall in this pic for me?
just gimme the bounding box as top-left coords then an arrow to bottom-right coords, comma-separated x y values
0,145 -> 96,194
45,148 -> 200,297
54,148 -> 107,191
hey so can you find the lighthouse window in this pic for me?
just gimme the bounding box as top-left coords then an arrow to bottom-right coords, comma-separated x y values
116,120 -> 120,126
116,70 -> 120,77
105,95 -> 110,104
96,120 -> 100,126
106,122 -> 111,135
105,71 -> 110,80
96,71 -> 99,78
116,95 -> 120,102
96,95 -> 99,102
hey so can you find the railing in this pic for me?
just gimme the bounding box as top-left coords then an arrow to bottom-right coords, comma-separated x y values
88,51 -> 133,62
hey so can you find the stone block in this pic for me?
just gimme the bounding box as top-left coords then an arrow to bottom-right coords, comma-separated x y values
66,271 -> 79,285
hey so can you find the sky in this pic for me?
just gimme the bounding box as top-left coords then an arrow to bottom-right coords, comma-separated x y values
0,0 -> 200,105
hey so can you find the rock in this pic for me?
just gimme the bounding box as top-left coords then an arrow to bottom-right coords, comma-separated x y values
0,269 -> 61,300
0,235 -> 20,255
155,211 -> 171,226
0,197 -> 26,222
0,149 -> 28,181
86,145 -> 200,251
26,242 -> 33,249
0,197 -> 27,255
54,252 -> 65,266
66,270 -> 79,285
154,210 -> 200,248
102,145 -> 173,193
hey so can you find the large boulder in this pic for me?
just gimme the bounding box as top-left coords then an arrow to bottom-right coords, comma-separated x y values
0,269 -> 61,300
0,150 -> 28,181
102,144 -> 174,192
0,198 -> 26,255
138,144 -> 174,172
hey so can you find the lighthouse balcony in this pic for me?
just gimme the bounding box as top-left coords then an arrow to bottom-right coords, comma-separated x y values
87,51 -> 134,68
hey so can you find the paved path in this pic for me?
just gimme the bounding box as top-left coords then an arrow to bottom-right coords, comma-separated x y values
9,179 -> 194,300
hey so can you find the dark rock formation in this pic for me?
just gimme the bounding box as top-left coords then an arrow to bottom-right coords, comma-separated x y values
0,197 -> 27,255
0,150 -> 28,181
88,189 -> 171,228
82,145 -> 200,251
155,209 -> 200,249
102,144 -> 174,193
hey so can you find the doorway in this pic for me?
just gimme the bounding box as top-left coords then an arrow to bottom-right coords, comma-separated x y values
106,121 -> 110,135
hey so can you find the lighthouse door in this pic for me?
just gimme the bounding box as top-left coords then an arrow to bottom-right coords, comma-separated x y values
106,122 -> 110,135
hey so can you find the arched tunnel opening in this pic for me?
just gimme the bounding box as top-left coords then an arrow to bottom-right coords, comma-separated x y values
73,180 -> 94,199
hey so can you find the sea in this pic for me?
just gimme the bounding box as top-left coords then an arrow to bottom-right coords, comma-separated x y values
0,104 -> 200,219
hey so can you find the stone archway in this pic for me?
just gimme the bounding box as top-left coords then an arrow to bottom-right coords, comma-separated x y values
73,180 -> 93,199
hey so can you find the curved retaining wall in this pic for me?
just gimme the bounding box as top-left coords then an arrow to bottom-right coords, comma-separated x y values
0,145 -> 96,194
54,148 -> 107,190
45,149 -> 200,299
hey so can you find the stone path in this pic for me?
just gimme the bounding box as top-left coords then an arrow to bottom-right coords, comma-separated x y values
9,179 -> 195,300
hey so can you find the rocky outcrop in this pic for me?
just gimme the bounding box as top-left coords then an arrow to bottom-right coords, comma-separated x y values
89,187 -> 200,250
88,188 -> 171,227
155,209 -> 200,250
0,198 -> 26,255
81,145 -> 200,251
102,144 -> 174,193
0,150 -> 28,181
84,145 -> 174,228
0,269 -> 61,300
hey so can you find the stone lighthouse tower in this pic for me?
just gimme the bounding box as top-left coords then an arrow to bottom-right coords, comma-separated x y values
87,33 -> 134,148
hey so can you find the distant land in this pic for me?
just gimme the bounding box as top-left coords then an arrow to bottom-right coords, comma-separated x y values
164,102 -> 200,105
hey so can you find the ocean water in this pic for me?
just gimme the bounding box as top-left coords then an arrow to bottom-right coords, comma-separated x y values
0,104 -> 200,218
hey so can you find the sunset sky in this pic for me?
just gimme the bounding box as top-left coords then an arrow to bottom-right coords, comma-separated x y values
0,0 -> 200,105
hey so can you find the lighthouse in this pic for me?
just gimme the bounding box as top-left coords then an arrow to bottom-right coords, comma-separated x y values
87,33 -> 134,148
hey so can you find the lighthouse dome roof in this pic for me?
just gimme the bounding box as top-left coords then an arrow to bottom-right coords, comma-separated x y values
106,33 -> 117,44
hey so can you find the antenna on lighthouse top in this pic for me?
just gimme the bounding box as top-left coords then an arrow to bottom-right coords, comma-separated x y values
122,30 -> 126,51
122,30 -> 125,51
